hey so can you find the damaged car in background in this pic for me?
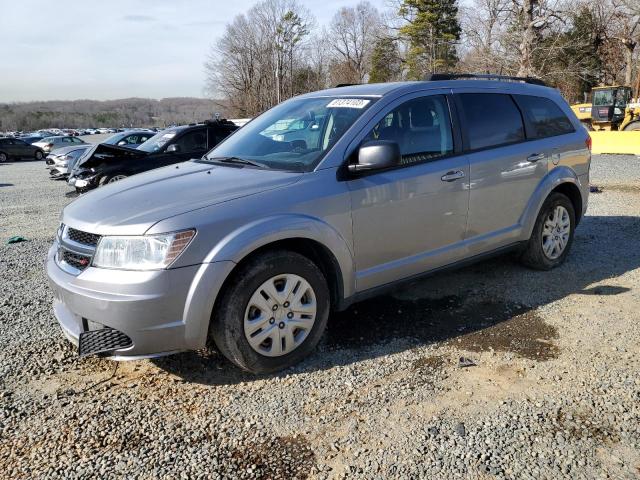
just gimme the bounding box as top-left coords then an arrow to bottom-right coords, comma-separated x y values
45,144 -> 92,179
68,120 -> 238,192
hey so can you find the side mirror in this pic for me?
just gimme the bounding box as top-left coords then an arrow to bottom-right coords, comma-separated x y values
348,140 -> 401,174
117,140 -> 126,146
166,144 -> 180,153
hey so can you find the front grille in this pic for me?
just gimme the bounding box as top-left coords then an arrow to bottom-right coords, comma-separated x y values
67,228 -> 101,247
62,251 -> 91,271
79,328 -> 133,356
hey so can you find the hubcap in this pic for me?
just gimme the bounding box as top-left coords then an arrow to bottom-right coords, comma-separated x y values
244,274 -> 317,357
542,205 -> 570,260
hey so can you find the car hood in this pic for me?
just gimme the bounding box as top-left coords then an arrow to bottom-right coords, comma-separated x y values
62,161 -> 303,235
76,143 -> 146,167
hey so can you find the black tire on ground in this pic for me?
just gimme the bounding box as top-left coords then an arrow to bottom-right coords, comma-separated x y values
0,152 -> 8,162
34,150 -> 44,160
520,192 -> 576,270
98,174 -> 127,187
210,250 -> 330,374
623,121 -> 640,131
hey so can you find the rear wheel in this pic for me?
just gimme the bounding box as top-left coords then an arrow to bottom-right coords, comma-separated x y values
0,152 -> 8,163
623,121 -> 640,131
34,150 -> 44,160
521,193 -> 575,270
210,250 -> 330,374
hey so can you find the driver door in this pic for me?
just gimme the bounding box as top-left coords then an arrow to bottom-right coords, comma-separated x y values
348,93 -> 470,291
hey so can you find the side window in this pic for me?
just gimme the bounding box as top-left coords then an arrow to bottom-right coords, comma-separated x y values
515,95 -> 575,138
62,137 -> 73,143
364,95 -> 454,166
459,94 -> 525,150
175,130 -> 207,152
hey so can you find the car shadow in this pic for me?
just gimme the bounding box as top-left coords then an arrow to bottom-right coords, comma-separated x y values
153,215 -> 640,386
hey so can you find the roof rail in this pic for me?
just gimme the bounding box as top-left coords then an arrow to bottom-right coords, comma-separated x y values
424,73 -> 547,87
335,83 -> 360,88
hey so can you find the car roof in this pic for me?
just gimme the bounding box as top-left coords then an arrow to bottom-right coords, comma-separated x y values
297,79 -> 554,100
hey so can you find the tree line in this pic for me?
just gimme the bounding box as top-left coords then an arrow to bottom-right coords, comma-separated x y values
0,98 -> 221,132
205,0 -> 640,117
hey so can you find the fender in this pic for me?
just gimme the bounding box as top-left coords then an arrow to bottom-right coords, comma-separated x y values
520,166 -> 586,239
203,213 -> 356,300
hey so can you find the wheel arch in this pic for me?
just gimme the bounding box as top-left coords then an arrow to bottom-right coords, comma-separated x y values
521,167 -> 586,239
204,214 -> 355,310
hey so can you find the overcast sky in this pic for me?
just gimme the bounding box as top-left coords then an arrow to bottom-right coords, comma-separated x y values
0,0 -> 389,103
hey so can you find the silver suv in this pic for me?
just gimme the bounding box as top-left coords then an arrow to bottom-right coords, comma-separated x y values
47,76 -> 590,373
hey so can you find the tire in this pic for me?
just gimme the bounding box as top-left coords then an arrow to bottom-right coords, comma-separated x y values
0,152 -> 8,163
34,150 -> 44,160
98,174 -> 127,186
623,121 -> 640,131
210,250 -> 330,374
521,192 -> 575,270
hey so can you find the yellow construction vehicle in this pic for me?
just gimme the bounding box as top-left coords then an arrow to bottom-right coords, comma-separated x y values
571,85 -> 640,131
570,85 -> 640,154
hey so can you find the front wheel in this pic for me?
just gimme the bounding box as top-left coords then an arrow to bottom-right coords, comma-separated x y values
98,174 -> 127,186
520,192 -> 575,270
210,250 -> 330,374
34,150 -> 44,160
623,121 -> 640,131
0,152 -> 8,163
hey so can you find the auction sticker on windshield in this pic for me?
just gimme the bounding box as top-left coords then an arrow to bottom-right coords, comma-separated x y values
326,99 -> 371,109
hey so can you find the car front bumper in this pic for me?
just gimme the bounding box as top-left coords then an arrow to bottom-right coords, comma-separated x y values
46,243 -> 235,359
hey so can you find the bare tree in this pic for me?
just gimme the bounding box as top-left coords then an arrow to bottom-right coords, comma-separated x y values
329,1 -> 382,83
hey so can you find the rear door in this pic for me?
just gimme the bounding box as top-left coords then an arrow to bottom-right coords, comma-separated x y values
455,92 -> 547,250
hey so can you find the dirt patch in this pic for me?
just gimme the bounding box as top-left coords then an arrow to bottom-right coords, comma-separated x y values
230,435 -> 316,479
413,354 -> 446,372
602,184 -> 640,194
327,296 -> 558,361
447,309 -> 559,360
554,411 -> 619,443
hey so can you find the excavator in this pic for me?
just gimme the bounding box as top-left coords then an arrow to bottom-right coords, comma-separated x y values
571,85 -> 640,154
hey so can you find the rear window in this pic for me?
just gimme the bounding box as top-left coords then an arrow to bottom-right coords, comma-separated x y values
459,94 -> 525,150
515,95 -> 575,138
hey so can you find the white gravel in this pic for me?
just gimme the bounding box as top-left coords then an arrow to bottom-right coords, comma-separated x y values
1,155 -> 639,479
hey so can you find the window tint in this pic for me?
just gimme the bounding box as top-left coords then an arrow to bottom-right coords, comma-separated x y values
516,95 -> 574,138
175,130 -> 207,152
364,95 -> 453,165
459,94 -> 525,150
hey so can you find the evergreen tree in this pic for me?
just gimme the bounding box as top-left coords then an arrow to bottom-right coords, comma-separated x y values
398,0 -> 461,79
369,36 -> 402,83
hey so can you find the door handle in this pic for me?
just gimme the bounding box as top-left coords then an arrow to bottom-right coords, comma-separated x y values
441,170 -> 465,182
527,153 -> 546,162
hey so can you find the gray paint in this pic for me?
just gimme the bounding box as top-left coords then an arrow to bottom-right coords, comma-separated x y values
47,79 -> 591,358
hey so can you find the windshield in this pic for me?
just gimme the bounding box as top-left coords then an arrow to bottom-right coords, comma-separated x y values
103,132 -> 126,145
137,130 -> 177,153
592,89 -> 614,106
204,96 -> 376,171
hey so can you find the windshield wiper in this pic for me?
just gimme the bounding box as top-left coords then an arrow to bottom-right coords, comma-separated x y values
207,156 -> 268,169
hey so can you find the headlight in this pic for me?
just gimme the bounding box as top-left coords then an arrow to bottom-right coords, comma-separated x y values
57,223 -> 65,240
92,230 -> 195,270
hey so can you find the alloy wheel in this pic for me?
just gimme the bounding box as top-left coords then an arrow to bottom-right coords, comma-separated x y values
541,205 -> 571,260
108,175 -> 127,183
243,274 -> 317,357
0,153 -> 7,162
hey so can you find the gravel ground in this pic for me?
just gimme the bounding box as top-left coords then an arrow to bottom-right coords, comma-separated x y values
1,155 -> 639,479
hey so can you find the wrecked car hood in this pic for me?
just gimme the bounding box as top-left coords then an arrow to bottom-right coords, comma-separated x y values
76,143 -> 148,168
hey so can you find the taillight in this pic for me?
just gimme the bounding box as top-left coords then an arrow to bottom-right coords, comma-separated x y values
585,136 -> 592,151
